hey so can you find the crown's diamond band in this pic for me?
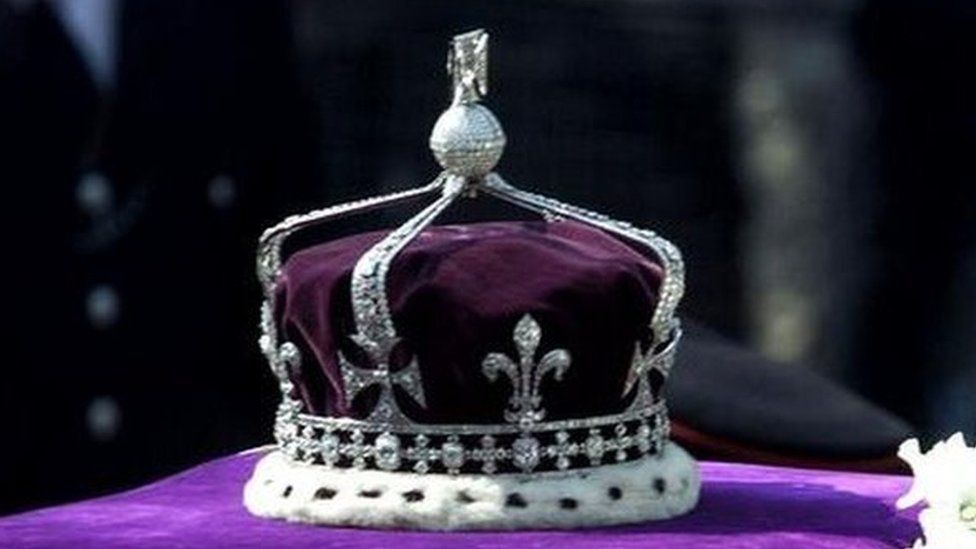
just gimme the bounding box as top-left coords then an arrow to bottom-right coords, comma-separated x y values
277,401 -> 668,476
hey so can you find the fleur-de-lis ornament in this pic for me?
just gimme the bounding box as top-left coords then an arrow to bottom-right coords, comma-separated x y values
482,315 -> 571,428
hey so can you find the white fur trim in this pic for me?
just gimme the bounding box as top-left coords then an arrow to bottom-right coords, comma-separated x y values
243,443 -> 699,530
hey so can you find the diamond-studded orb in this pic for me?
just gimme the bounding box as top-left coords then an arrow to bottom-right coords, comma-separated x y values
429,103 -> 506,177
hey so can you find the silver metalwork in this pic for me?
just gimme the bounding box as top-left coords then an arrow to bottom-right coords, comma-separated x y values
477,173 -> 685,345
482,314 -> 572,428
253,29 -> 686,477
268,326 -> 679,475
448,29 -> 489,104
341,174 -> 466,424
624,323 -> 682,400
430,30 -> 505,177
430,104 -> 506,177
278,401 -> 668,475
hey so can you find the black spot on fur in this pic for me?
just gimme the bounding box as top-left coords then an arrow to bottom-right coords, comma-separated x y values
314,487 -> 337,500
402,490 -> 424,503
505,493 -> 528,508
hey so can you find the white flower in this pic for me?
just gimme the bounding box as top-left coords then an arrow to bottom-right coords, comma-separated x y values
898,432 -> 976,549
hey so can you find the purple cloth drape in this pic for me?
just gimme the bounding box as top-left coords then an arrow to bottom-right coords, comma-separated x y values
0,449 -> 921,548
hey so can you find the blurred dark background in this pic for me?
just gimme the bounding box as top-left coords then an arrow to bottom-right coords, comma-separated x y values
1,0 -> 974,515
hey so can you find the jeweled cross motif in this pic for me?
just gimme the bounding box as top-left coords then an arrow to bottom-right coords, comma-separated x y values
339,333 -> 426,423
622,341 -> 655,399
448,29 -> 489,104
482,315 -> 571,428
547,430 -> 577,471
621,328 -> 679,405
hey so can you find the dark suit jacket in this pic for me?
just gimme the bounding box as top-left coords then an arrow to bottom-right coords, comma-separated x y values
0,0 -> 321,514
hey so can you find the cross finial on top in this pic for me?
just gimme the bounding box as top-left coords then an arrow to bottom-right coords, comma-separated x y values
430,29 -> 506,177
448,29 -> 489,104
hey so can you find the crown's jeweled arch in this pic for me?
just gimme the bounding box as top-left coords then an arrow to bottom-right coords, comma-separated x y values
253,29 -> 685,476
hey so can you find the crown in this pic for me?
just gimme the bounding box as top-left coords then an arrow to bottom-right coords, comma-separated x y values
244,30 -> 699,530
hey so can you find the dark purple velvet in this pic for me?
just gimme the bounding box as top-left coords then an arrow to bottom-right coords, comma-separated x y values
0,449 -> 921,548
277,221 -> 665,422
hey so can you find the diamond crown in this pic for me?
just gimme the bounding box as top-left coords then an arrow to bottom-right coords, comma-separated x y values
255,29 -> 685,476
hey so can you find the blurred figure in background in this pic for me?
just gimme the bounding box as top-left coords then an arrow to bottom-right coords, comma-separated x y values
0,0 -> 321,513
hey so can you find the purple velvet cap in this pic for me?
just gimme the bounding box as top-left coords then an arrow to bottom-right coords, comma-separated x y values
276,220 -> 664,425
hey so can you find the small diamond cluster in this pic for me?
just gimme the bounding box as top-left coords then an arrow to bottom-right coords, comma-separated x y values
278,405 -> 668,475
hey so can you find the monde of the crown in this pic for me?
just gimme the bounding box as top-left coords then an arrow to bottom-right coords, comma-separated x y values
254,29 -> 686,476
429,29 -> 506,178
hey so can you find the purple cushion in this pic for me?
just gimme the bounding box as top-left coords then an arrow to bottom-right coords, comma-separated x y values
0,450 -> 921,548
276,220 -> 664,422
